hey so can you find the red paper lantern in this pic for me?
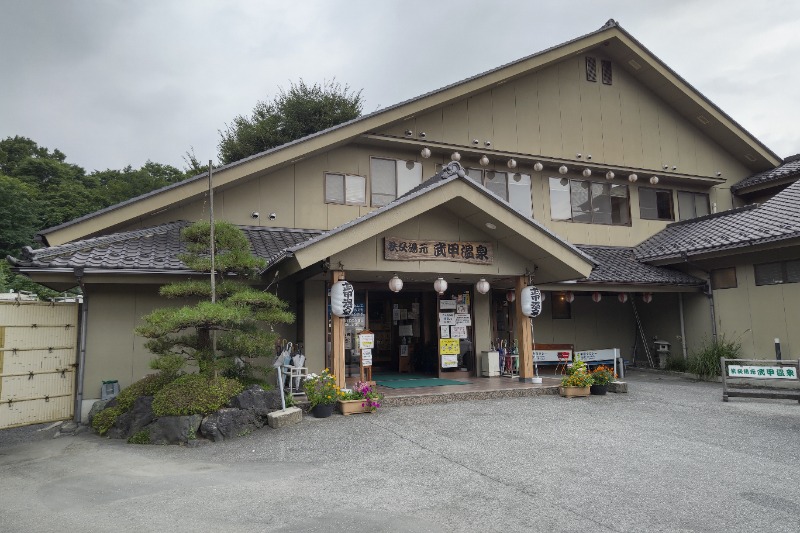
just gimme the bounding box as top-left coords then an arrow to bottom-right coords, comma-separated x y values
592,292 -> 602,303
618,293 -> 628,303
642,293 -> 653,303
506,290 -> 516,303
564,291 -> 575,303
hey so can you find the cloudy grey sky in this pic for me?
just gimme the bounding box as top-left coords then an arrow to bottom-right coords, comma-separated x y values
2,0 -> 799,172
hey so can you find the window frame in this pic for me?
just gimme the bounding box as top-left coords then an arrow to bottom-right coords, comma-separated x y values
677,191 -> 711,221
369,156 -> 422,207
548,177 -> 631,226
323,172 -> 367,206
638,186 -> 675,221
710,267 -> 737,290
551,293 -> 572,320
754,260 -> 800,286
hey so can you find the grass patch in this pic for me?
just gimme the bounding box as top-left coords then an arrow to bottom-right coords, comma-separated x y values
127,429 -> 151,444
687,336 -> 742,381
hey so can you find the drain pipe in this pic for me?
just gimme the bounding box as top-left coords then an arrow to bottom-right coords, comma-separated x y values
73,267 -> 88,423
678,293 -> 688,360
681,253 -> 718,343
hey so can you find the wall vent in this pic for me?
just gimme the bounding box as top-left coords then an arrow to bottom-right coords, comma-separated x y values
697,115 -> 710,125
744,153 -> 757,162
601,60 -> 612,85
585,57 -> 597,82
628,59 -> 642,70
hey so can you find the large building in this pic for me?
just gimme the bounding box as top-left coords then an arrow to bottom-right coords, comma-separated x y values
10,20 -> 799,418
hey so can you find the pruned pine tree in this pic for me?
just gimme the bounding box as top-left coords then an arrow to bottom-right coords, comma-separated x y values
136,221 -> 294,382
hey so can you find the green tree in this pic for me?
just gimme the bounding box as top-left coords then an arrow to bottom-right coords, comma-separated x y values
136,221 -> 294,381
0,174 -> 39,257
218,79 -> 363,164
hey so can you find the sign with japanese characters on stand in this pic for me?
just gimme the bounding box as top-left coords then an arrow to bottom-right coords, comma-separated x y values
384,237 -> 493,264
727,365 -> 797,379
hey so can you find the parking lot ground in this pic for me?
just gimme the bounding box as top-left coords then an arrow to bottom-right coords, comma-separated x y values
2,370 -> 799,532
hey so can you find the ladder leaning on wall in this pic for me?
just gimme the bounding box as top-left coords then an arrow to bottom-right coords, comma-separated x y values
630,299 -> 655,367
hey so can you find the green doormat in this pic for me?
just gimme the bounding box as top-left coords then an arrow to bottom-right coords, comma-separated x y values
375,378 -> 469,388
371,373 -> 430,382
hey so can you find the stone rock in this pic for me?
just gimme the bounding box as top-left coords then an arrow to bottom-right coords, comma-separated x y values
106,396 -> 154,440
200,408 -> 262,442
609,381 -> 628,393
267,407 -> 302,429
228,385 -> 284,415
87,400 -> 109,426
146,415 -> 203,445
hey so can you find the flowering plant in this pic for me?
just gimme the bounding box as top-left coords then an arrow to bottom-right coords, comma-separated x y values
561,354 -> 593,387
590,365 -> 616,385
339,381 -> 384,411
303,369 -> 340,408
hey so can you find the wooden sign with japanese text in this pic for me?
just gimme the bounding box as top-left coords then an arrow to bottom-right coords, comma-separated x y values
385,237 -> 493,264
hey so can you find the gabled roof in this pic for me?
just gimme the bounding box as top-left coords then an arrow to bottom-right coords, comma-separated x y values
731,154 -> 800,195
38,19 -> 780,247
634,180 -> 800,263
9,221 -> 321,272
575,245 -> 703,286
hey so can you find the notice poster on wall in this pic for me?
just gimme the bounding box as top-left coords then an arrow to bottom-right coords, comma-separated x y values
361,348 -> 372,367
454,314 -> 471,326
440,338 -> 460,355
456,304 -> 469,314
358,333 -> 375,349
440,299 -> 457,310
440,325 -> 451,338
439,313 -> 456,326
344,331 -> 353,350
451,325 -> 468,339
441,354 -> 458,368
400,345 -> 409,358
399,324 -> 413,337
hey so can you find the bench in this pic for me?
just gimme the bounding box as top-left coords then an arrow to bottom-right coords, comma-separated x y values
720,358 -> 800,403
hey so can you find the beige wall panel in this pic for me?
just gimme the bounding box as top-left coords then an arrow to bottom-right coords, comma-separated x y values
637,89 -> 663,170
536,66 -> 563,157
442,100 -> 470,147
530,173 -> 549,222
467,91 -> 494,146
616,72 -> 644,169
303,279 -> 326,373
220,179 -> 260,225
675,116 -> 699,175
558,59 -> 584,159
378,117 -> 415,139
328,204 -> 362,229
578,73 -> 604,163
491,84 -> 518,153
259,166 -> 295,228
682,293 -> 713,355
331,236 -> 379,271
599,85 -> 624,164
326,146 -> 362,176
473,291 -> 492,354
657,107 -> 679,171
515,74 -> 542,156
636,293 -> 683,357
294,154 -> 328,229
414,109 -> 443,143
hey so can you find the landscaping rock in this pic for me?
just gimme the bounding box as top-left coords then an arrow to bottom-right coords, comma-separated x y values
609,381 -> 628,393
200,408 -> 262,442
147,415 -> 203,445
87,400 -> 108,426
267,407 -> 302,429
228,385 -> 284,415
106,396 -> 154,440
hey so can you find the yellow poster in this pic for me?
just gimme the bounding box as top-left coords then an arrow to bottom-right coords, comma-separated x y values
439,338 -> 460,355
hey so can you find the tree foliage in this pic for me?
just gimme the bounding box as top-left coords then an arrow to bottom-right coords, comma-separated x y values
217,79 -> 363,164
136,221 -> 294,380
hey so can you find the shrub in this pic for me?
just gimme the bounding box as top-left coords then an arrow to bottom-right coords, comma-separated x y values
665,356 -> 688,373
561,354 -> 593,387
127,430 -> 151,444
152,374 -> 244,416
687,336 -> 742,381
91,406 -> 123,436
115,372 -> 178,411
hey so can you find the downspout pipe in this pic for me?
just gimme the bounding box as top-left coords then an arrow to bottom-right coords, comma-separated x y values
682,253 -> 718,343
74,267 -> 88,423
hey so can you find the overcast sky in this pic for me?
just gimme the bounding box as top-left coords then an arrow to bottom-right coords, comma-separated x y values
2,0 -> 799,172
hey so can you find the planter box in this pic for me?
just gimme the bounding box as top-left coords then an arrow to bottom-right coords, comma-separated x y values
559,386 -> 590,398
338,399 -> 373,416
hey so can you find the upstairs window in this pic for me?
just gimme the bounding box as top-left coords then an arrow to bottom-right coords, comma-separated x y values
435,165 -> 532,216
754,260 -> 800,286
370,157 -> 422,207
586,57 -> 597,82
325,173 -> 366,205
677,191 -> 710,220
549,177 -> 630,225
639,187 -> 674,221
601,60 -> 613,85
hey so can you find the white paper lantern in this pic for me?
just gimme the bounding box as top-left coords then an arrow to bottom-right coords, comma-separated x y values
642,292 -> 653,303
479,155 -> 490,166
628,173 -> 638,183
650,176 -> 659,185
564,291 -> 575,303
533,162 -> 544,172
388,274 -> 403,293
451,151 -> 461,162
434,277 -> 448,295
476,278 -> 490,295
420,147 -> 431,159
592,292 -> 602,303
506,290 -> 516,303
507,158 -> 517,169
582,168 -> 592,177
540,291 -> 546,301
605,171 -> 615,180
330,280 -> 355,317
618,293 -> 629,303
520,286 -> 543,318
559,165 -> 569,175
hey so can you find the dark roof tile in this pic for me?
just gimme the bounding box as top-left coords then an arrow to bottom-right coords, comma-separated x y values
731,154 -> 800,193
575,245 -> 703,286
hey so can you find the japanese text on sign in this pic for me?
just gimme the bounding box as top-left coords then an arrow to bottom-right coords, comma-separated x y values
439,338 -> 460,355
384,237 -> 493,264
727,365 -> 797,379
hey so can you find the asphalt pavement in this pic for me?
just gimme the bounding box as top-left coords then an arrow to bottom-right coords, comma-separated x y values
1,370 -> 798,532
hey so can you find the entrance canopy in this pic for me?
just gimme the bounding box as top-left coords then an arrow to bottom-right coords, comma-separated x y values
267,163 -> 595,285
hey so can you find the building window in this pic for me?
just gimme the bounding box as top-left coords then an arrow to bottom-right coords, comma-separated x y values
370,157 -> 422,207
549,177 -> 630,225
601,60 -> 612,85
754,260 -> 800,286
677,191 -> 710,220
435,166 -> 532,216
639,187 -> 674,221
710,267 -> 737,290
586,57 -> 597,82
552,294 -> 572,319
325,173 -> 366,205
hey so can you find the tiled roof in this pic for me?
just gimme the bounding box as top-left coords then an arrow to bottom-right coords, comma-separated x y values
575,245 -> 703,286
9,221 -> 322,271
634,180 -> 800,262
731,154 -> 800,193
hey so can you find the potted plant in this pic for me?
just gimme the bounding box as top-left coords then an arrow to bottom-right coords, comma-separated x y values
560,354 -> 593,397
338,381 -> 384,415
589,365 -> 615,395
303,368 -> 340,417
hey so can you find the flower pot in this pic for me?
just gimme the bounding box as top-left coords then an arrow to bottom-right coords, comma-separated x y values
590,384 -> 608,395
559,385 -> 590,398
310,403 -> 335,418
338,399 -> 372,416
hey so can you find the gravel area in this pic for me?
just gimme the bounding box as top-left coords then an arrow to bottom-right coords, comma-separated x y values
1,370 -> 799,532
